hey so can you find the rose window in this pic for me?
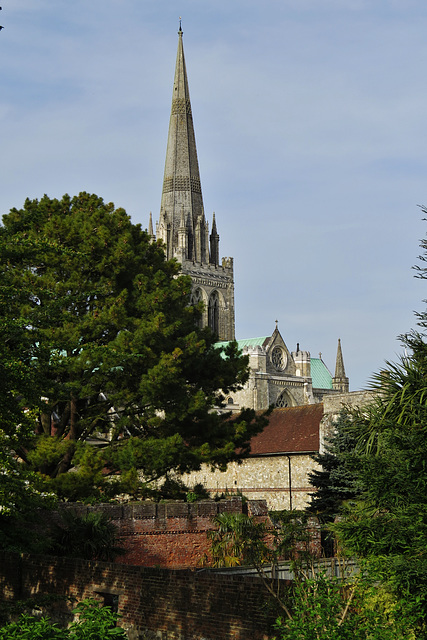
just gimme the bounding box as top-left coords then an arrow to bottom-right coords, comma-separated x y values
271,346 -> 286,371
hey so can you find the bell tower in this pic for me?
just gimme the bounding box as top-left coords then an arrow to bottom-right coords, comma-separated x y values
153,23 -> 235,341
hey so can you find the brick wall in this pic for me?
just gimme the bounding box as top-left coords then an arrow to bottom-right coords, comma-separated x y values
0,551 -> 281,640
43,498 -> 272,569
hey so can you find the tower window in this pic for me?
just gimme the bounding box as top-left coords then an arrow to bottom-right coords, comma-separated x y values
190,287 -> 203,329
208,291 -> 219,336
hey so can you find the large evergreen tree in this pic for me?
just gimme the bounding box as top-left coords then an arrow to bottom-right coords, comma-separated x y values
0,192 -> 264,502
306,410 -> 360,522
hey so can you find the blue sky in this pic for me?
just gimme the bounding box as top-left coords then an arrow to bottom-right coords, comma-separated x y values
1,0 -> 427,390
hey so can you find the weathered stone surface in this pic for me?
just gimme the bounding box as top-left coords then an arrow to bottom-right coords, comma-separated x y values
183,454 -> 320,511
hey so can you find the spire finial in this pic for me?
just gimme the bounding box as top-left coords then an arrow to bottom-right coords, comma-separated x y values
178,16 -> 183,35
211,212 -> 218,234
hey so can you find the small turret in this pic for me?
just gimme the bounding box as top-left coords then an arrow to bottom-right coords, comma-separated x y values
204,219 -> 210,263
332,338 -> 349,392
148,212 -> 155,242
210,212 -> 220,266
292,344 -> 311,378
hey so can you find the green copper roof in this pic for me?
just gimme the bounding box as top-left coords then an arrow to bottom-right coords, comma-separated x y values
311,358 -> 333,389
216,339 -> 333,390
216,337 -> 269,351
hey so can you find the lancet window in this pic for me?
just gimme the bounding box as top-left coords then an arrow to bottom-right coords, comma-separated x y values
208,290 -> 219,336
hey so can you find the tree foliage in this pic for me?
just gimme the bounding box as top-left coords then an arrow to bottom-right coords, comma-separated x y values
333,336 -> 427,635
274,571 -> 411,640
205,511 -> 410,638
305,219 -> 427,635
0,599 -> 127,639
307,410 -> 361,522
206,511 -> 270,568
0,192 -> 265,504
48,510 -> 125,561
331,214 -> 427,635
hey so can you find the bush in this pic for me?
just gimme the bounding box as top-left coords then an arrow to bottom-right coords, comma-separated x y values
274,572 -> 413,640
0,599 -> 127,639
48,510 -> 125,561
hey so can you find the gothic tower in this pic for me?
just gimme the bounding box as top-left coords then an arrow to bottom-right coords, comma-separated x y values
154,24 -> 235,341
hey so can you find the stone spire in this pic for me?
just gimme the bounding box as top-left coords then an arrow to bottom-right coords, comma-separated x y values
148,212 -> 155,241
152,25 -> 236,341
333,338 -> 349,392
159,23 -> 204,260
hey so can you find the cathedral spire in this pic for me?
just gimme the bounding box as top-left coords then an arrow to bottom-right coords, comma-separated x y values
153,28 -> 235,341
333,338 -> 349,392
160,24 -> 204,259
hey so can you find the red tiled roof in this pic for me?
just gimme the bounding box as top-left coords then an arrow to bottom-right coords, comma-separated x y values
249,404 -> 323,455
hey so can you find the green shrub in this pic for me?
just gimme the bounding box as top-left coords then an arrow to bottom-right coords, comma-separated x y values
0,599 -> 127,639
48,510 -> 125,561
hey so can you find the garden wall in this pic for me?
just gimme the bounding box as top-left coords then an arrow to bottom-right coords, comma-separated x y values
45,498 -> 282,568
0,551 -> 281,640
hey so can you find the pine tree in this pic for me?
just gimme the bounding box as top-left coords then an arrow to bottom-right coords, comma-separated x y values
0,192 -> 266,503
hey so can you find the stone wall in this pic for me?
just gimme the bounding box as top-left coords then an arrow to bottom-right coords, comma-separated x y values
0,551 -> 280,640
320,390 -> 376,451
183,392 -> 376,511
231,370 -> 308,411
182,454 -> 321,511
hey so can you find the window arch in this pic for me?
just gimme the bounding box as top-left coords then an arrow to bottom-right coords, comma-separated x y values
208,290 -> 219,336
190,287 -> 203,305
275,390 -> 293,408
190,287 -> 204,329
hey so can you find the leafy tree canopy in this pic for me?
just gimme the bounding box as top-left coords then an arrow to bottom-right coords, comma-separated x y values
0,192 -> 265,506
333,337 -> 427,633
205,511 -> 411,639
331,214 -> 427,634
305,216 -> 427,634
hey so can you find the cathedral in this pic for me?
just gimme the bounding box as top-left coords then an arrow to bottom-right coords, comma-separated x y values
150,25 -> 349,411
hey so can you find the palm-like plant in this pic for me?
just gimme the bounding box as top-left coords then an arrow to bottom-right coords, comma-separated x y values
49,510 -> 125,562
207,512 -> 269,567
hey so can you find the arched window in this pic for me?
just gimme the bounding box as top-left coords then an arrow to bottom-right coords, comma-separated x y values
275,390 -> 292,408
190,288 -> 203,328
208,290 -> 219,336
